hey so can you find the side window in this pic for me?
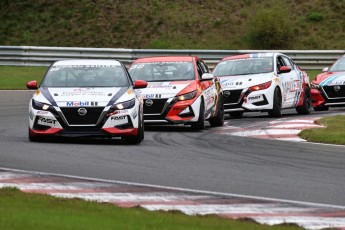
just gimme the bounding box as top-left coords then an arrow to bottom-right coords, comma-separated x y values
282,56 -> 294,70
196,61 -> 204,79
199,61 -> 210,73
276,56 -> 285,73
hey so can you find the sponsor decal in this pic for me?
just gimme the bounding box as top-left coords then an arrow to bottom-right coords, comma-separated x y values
111,116 -> 127,121
147,82 -> 174,88
248,95 -> 261,100
220,79 -> 242,88
144,94 -> 162,99
282,80 -> 301,93
37,117 -> 57,127
320,74 -> 345,86
66,101 -> 98,106
37,111 -> 49,114
61,91 -> 106,96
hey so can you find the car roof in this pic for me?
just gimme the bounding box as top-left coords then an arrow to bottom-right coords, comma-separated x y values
221,53 -> 279,61
133,56 -> 196,63
52,59 -> 122,66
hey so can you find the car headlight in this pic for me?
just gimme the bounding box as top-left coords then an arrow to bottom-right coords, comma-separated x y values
111,98 -> 135,110
248,81 -> 272,92
174,90 -> 197,101
32,99 -> 53,111
310,82 -> 320,90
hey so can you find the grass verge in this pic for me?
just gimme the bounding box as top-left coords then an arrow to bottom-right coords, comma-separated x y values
0,187 -> 303,230
0,66 -> 46,89
299,115 -> 345,145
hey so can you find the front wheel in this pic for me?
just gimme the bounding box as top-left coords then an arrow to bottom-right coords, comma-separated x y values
209,97 -> 224,127
268,87 -> 282,117
191,100 -> 205,131
296,87 -> 311,115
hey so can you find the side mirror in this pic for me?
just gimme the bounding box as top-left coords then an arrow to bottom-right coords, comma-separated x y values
133,80 -> 148,89
279,66 -> 291,73
26,80 -> 38,89
322,67 -> 329,72
201,73 -> 214,81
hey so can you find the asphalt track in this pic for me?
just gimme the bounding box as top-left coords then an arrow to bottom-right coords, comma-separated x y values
1,90 -> 345,207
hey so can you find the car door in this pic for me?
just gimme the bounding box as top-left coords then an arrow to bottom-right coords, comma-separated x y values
282,56 -> 303,107
196,60 -> 216,118
276,55 -> 298,108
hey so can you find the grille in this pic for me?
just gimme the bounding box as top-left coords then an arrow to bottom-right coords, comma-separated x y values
144,99 -> 168,114
223,89 -> 243,104
322,85 -> 345,99
60,107 -> 105,125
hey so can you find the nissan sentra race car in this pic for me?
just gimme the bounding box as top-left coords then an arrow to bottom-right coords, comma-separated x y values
311,54 -> 345,111
27,59 -> 147,144
212,53 -> 311,117
128,56 -> 224,130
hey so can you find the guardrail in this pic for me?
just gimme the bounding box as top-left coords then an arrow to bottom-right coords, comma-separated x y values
0,46 -> 344,70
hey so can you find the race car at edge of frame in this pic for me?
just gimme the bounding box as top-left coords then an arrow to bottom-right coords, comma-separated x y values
212,53 -> 312,118
27,59 -> 147,144
128,56 -> 224,130
310,54 -> 345,111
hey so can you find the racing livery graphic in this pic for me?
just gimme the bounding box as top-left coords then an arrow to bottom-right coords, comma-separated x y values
212,53 -> 311,117
129,56 -> 224,130
311,54 -> 345,111
27,59 -> 147,144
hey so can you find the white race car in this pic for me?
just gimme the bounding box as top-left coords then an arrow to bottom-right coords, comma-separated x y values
212,53 -> 311,117
26,59 -> 147,144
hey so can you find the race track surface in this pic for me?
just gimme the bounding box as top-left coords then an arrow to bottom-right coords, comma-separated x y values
1,90 -> 345,208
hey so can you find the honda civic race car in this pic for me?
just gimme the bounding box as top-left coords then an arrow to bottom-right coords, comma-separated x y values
212,53 -> 311,117
311,54 -> 345,111
27,59 -> 147,144
128,56 -> 224,130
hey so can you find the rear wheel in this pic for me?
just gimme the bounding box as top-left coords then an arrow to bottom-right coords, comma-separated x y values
296,87 -> 311,115
124,113 -> 144,144
209,97 -> 224,127
268,87 -> 282,117
191,100 -> 205,131
313,105 -> 329,111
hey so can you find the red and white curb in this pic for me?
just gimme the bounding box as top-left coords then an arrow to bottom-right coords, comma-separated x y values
213,118 -> 323,142
1,168 -> 345,230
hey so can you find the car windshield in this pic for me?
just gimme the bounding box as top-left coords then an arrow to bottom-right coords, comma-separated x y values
213,57 -> 273,76
129,62 -> 195,82
329,56 -> 345,72
42,65 -> 129,87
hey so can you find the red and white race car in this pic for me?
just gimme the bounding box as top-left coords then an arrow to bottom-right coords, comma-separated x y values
128,56 -> 224,130
212,53 -> 311,117
311,54 -> 345,111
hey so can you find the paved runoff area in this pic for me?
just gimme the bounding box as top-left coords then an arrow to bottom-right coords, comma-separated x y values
213,117 -> 323,142
1,168 -> 345,230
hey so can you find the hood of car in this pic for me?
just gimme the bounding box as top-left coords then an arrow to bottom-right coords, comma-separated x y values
139,81 -> 194,99
314,71 -> 345,86
218,73 -> 273,90
35,87 -> 126,107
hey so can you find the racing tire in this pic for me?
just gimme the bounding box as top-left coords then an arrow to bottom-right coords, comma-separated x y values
313,105 -> 329,111
124,115 -> 144,145
229,111 -> 244,118
191,100 -> 205,131
296,87 -> 312,115
268,87 -> 282,117
209,97 -> 224,127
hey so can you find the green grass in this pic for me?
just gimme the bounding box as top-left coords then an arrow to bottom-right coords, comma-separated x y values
299,115 -> 345,145
0,66 -> 46,89
0,187 -> 303,230
1,0 -> 345,49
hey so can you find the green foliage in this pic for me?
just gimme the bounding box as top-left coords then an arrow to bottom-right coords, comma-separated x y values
0,0 -> 344,49
246,4 -> 294,49
307,12 -> 324,22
